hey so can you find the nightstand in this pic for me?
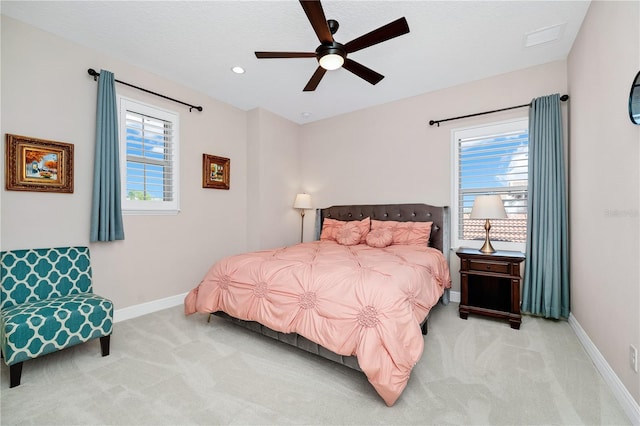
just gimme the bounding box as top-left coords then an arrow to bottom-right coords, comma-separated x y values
456,248 -> 525,330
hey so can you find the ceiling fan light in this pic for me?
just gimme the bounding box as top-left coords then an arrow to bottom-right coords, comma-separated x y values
319,53 -> 344,70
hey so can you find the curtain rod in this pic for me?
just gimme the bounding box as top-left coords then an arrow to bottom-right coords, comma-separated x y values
428,94 -> 569,127
87,68 -> 203,112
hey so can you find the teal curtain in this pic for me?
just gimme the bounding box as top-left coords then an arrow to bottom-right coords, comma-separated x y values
521,94 -> 569,319
90,69 -> 125,242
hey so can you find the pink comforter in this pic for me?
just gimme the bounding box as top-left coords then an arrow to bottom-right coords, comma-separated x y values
184,240 -> 451,406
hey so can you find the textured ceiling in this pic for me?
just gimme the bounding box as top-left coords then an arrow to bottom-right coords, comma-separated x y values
1,1 -> 591,123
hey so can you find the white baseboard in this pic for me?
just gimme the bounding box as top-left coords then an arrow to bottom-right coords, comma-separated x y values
568,313 -> 640,425
113,292 -> 188,323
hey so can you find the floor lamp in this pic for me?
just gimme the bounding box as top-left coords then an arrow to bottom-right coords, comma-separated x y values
293,193 -> 312,243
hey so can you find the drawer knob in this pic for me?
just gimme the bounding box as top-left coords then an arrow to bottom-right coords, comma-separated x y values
486,265 -> 491,269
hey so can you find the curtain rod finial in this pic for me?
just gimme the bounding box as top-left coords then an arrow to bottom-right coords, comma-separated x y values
87,68 -> 99,81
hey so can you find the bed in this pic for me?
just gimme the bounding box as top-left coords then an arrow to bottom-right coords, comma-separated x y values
184,203 -> 451,406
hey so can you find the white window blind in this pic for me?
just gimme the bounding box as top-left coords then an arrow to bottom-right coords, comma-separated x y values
452,118 -> 528,249
119,97 -> 179,214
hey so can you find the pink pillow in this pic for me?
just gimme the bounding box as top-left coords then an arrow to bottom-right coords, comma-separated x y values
370,220 -> 433,246
365,228 -> 393,248
320,217 -> 370,243
336,221 -> 362,246
320,218 -> 343,241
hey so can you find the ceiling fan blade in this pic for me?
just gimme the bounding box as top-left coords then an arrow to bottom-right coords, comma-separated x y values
344,17 -> 410,53
303,66 -> 327,91
299,0 -> 333,44
342,59 -> 384,85
255,52 -> 317,59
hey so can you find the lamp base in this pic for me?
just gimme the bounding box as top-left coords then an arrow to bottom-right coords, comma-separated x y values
299,210 -> 305,243
479,219 -> 496,254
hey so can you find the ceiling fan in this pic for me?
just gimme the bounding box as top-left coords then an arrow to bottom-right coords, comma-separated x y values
255,0 -> 410,92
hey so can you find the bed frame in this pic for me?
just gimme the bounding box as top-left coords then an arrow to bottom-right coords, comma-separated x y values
210,203 -> 450,372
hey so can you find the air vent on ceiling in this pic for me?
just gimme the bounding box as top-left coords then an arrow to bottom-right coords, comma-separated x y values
525,23 -> 566,47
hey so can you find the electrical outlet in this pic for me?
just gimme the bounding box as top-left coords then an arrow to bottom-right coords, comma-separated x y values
631,345 -> 638,373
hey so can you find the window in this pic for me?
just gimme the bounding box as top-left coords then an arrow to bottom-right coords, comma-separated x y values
452,118 -> 528,251
119,97 -> 179,215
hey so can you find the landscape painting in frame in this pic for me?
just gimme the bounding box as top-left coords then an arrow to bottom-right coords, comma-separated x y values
5,134 -> 74,193
202,154 -> 230,190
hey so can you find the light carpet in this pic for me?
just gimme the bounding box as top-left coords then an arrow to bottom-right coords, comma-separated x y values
0,302 -> 631,425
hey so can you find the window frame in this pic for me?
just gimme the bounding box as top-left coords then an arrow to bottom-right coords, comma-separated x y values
451,117 -> 528,252
118,96 -> 180,215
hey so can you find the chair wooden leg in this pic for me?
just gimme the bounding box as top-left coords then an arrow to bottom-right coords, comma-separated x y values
100,335 -> 110,357
9,362 -> 23,388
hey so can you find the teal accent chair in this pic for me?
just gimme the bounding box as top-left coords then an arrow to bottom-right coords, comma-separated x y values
0,246 -> 113,387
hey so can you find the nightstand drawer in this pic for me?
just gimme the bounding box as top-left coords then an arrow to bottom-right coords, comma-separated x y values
468,259 -> 510,274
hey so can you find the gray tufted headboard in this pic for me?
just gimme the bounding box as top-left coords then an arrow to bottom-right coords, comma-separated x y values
314,203 -> 450,256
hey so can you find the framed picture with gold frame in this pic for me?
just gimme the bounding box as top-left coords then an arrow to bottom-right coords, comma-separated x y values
202,154 -> 230,190
5,134 -> 74,193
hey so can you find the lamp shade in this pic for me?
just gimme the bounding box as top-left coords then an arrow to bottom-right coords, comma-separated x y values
470,195 -> 507,219
293,193 -> 312,209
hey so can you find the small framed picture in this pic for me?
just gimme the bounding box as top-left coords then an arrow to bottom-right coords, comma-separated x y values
202,154 -> 230,190
5,134 -> 74,193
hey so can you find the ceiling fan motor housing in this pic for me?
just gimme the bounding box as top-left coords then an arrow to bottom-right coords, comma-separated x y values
316,42 -> 346,70
316,42 -> 346,60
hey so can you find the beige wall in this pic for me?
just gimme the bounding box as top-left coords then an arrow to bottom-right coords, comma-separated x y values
567,0 -> 640,404
247,107 -> 303,251
299,60 -> 568,290
0,16 -> 299,309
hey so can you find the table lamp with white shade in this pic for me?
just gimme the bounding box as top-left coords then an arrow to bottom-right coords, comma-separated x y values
293,193 -> 312,243
470,194 -> 507,254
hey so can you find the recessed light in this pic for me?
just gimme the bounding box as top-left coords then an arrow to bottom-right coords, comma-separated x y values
525,23 -> 566,47
231,66 -> 245,74
301,112 -> 312,118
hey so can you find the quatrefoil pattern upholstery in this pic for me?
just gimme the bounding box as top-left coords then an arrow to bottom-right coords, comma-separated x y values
1,247 -> 113,367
